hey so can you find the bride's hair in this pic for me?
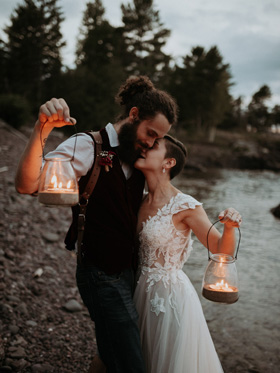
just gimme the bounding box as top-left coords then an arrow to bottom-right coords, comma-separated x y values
164,135 -> 187,180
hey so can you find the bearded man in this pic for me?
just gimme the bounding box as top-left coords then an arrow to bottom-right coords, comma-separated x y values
15,76 -> 178,373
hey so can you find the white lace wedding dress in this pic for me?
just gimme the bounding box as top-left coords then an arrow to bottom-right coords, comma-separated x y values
134,193 -> 224,373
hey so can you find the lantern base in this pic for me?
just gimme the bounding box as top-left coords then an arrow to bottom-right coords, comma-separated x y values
202,284 -> 239,304
38,191 -> 79,207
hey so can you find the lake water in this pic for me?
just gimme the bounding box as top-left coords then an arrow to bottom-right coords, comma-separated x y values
173,169 -> 280,373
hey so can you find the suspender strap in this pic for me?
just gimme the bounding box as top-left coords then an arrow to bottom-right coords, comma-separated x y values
77,131 -> 103,256
81,131 -> 103,200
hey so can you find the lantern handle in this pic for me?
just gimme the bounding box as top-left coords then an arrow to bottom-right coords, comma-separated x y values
40,120 -> 78,162
206,219 -> 241,260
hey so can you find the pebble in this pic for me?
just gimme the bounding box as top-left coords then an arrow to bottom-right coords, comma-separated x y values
42,232 -> 60,243
31,363 -> 55,372
8,346 -> 26,358
26,320 -> 38,327
6,295 -> 20,303
16,302 -> 28,315
4,250 -> 15,260
8,325 -> 19,334
63,299 -> 83,312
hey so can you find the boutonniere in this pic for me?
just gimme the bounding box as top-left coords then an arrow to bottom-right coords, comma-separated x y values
98,150 -> 116,172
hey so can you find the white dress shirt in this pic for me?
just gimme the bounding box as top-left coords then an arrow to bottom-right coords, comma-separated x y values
46,123 -> 132,179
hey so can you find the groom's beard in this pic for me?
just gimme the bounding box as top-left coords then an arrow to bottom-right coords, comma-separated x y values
118,120 -> 143,166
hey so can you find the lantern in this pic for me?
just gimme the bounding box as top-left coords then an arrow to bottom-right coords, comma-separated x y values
202,220 -> 241,304
38,157 -> 79,207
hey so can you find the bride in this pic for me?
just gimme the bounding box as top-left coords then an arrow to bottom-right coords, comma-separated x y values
134,135 -> 242,373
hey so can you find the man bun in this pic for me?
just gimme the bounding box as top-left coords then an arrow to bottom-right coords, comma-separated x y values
115,75 -> 178,125
116,76 -> 155,106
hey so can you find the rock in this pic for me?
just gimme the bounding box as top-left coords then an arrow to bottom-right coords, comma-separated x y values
0,302 -> 13,316
16,302 -> 28,316
9,358 -> 29,370
26,320 -> 38,327
271,204 -> 280,219
33,268 -> 44,278
13,336 -> 28,346
0,335 -> 5,360
0,366 -> 13,372
43,266 -> 57,276
63,299 -> 82,312
4,249 -> 15,260
31,363 -> 55,372
8,346 -> 26,358
6,295 -> 20,303
8,325 -> 19,334
42,232 -> 60,243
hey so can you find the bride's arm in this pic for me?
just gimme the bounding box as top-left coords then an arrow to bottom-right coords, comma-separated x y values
180,206 -> 242,256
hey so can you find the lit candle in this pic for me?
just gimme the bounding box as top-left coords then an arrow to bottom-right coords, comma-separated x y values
38,173 -> 79,206
202,280 -> 238,304
209,280 -> 234,292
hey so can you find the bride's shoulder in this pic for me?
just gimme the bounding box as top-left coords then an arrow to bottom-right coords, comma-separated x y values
171,192 -> 202,212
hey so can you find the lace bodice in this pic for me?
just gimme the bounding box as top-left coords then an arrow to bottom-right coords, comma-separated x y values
139,193 -> 202,271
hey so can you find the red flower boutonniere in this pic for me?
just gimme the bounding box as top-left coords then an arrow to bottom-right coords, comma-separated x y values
98,150 -> 116,172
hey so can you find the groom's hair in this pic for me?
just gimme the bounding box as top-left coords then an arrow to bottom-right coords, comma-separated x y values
115,75 -> 178,125
164,135 -> 187,180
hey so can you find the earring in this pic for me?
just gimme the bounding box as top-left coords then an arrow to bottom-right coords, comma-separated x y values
162,168 -> 166,173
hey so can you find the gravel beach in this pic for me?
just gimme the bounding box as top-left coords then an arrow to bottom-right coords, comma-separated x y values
0,121 -> 279,372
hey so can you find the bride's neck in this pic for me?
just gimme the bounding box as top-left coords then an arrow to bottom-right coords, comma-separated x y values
145,172 -> 175,203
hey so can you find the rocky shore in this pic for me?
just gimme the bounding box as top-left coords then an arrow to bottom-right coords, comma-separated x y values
0,121 -> 279,372
0,122 -> 96,372
181,130 -> 280,173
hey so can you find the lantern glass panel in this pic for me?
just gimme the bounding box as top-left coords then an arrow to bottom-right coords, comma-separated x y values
202,253 -> 239,304
38,157 -> 79,207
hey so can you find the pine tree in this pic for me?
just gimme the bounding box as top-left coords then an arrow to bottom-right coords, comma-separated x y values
247,85 -> 271,131
0,38 -> 8,94
4,0 -> 65,110
67,0 -> 125,130
121,0 -> 171,82
169,46 -> 232,140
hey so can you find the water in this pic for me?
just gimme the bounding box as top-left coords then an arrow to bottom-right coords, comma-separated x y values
173,169 -> 280,372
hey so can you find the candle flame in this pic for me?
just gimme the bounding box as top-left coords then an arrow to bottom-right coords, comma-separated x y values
58,182 -> 62,188
51,175 -> 57,184
215,280 -> 229,288
67,181 -> 71,189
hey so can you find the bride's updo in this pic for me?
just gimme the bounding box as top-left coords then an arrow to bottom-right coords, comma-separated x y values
164,135 -> 187,180
115,75 -> 178,125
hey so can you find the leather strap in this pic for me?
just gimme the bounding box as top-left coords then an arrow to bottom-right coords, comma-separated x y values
81,131 -> 103,200
77,131 -> 103,256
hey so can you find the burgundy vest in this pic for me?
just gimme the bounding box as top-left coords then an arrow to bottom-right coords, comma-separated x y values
65,128 -> 145,274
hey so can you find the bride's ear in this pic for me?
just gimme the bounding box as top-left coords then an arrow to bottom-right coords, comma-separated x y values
164,158 -> 176,170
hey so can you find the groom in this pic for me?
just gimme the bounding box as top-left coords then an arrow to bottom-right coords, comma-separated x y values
15,76 -> 178,372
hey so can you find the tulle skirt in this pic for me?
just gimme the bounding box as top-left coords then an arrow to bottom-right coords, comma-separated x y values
134,268 -> 224,373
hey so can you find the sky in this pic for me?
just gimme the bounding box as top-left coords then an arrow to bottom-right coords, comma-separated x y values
1,0 -> 280,107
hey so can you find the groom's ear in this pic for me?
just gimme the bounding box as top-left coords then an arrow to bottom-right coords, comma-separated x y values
129,107 -> 139,121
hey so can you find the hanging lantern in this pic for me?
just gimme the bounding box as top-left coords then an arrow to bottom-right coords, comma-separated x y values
38,123 -> 79,207
38,157 -> 79,207
202,220 -> 241,304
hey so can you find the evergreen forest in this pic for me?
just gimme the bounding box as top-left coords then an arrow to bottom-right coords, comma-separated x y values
0,0 -> 279,140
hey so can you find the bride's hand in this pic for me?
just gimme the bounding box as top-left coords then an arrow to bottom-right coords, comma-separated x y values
218,208 -> 242,228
